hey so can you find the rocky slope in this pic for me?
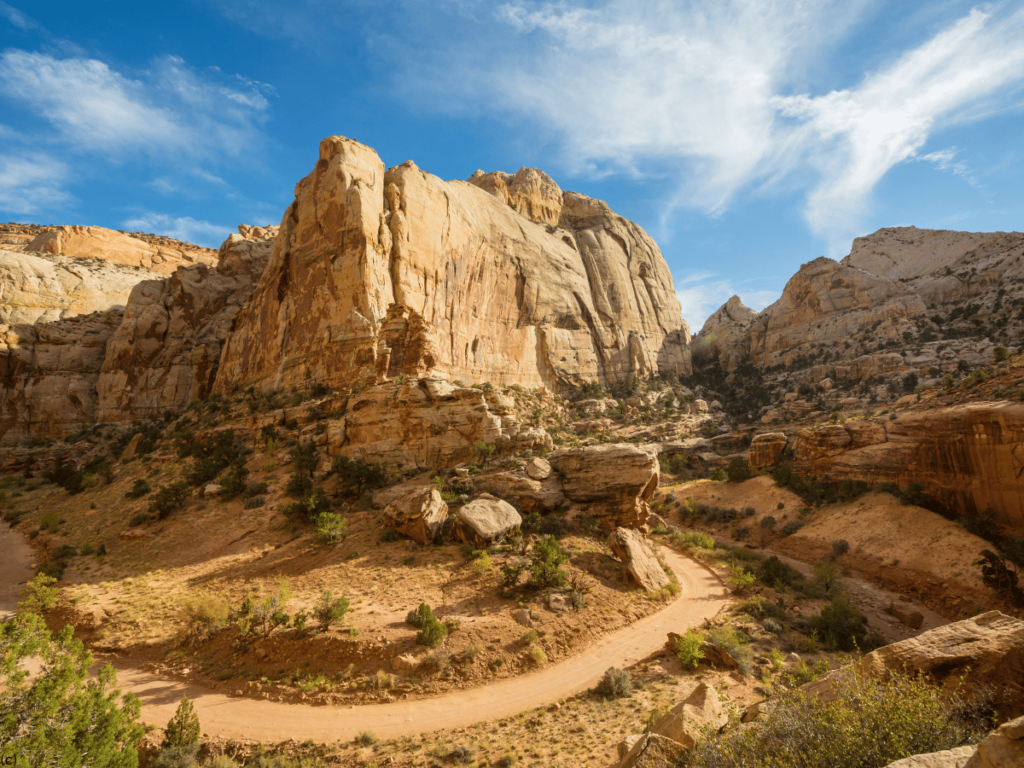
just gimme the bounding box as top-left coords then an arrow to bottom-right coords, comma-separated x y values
214,137 -> 690,395
694,226 -> 1024,421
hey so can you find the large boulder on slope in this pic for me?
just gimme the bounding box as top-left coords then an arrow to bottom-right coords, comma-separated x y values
383,486 -> 449,545
550,444 -> 659,530
608,527 -> 669,592
452,494 -> 521,546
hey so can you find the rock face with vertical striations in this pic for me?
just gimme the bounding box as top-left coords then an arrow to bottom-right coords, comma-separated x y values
95,227 -> 276,422
213,136 -> 691,395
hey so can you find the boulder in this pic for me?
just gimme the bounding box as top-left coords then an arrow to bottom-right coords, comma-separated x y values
616,735 -> 642,760
391,653 -> 424,673
887,599 -> 925,629
885,746 -> 976,768
203,483 -> 223,497
748,432 -> 788,471
650,682 -> 728,749
473,471 -> 565,514
452,493 -> 522,546
382,487 -> 449,545
550,444 -> 659,529
965,714 -> 1024,768
526,457 -> 551,480
805,611 -> 1024,719
608,527 -> 669,592
701,642 -> 739,671
547,594 -> 571,613
512,609 -> 533,628
120,432 -> 144,462
616,733 -> 686,768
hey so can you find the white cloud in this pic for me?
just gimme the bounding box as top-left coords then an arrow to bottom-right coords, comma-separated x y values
0,2 -> 41,31
0,153 -> 71,213
774,6 -> 1024,251
916,146 -> 979,188
388,1 -> 1024,250
121,213 -> 231,248
0,50 -> 271,159
675,273 -> 779,332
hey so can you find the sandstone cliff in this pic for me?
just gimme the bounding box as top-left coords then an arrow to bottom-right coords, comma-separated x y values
95,227 -> 276,422
214,137 -> 690,395
789,402 -> 1024,531
25,225 -> 217,274
0,226 -> 274,443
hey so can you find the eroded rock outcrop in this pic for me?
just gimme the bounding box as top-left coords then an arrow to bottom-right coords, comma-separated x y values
792,403 -> 1024,530
452,493 -> 522,546
748,432 -> 788,471
692,295 -> 757,372
550,444 -> 659,529
214,136 -> 690,395
329,377 -> 551,470
382,486 -> 449,544
608,527 -> 669,592
26,225 -> 217,274
95,226 -> 276,421
0,249 -> 165,324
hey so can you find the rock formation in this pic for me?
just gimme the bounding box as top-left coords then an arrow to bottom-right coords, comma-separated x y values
452,493 -> 522,546
95,227 -> 275,421
790,403 -> 1024,530
549,444 -> 660,529
25,225 -> 217,274
0,226 -> 274,443
0,249 -> 165,325
214,136 -> 691,395
608,527 -> 670,592
382,486 -> 449,544
693,227 -> 1024,419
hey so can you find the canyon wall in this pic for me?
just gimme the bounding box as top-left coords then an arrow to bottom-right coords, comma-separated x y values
214,136 -> 690,395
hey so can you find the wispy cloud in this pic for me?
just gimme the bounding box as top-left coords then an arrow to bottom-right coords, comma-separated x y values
121,213 -> 231,248
916,147 -> 980,188
0,1 -> 42,31
377,1 -> 1024,251
0,51 -> 271,159
0,152 -> 71,213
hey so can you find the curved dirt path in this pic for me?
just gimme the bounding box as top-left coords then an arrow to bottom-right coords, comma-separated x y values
1,522 -> 727,743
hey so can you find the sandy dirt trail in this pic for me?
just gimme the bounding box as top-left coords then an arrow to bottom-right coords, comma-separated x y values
0,522 -> 726,742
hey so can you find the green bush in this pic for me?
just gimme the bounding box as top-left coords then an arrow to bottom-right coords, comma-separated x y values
0,613 -> 145,766
314,511 -> 347,543
148,482 -> 191,519
312,590 -> 349,631
683,668 -> 986,768
416,615 -> 448,647
331,455 -> 389,498
218,464 -> 249,500
529,535 -> 569,588
595,667 -> 632,699
675,629 -> 705,669
726,458 -> 752,483
162,695 -> 200,749
125,479 -> 151,499
810,595 -> 877,651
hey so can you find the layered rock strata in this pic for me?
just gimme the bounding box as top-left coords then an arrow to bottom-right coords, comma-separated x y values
26,225 -> 217,274
789,403 -> 1024,530
214,136 -> 690,395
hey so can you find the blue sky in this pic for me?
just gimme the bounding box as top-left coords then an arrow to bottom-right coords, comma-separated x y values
2,1 -> 1023,330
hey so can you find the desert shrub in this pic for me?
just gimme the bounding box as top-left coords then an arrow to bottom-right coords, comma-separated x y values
710,468 -> 728,482
995,345 -> 1011,363
18,573 -> 59,614
180,593 -> 230,641
125,479 -> 151,499
756,556 -> 799,590
244,496 -> 267,509
184,430 -> 245,487
286,487 -> 331,521
595,667 -> 632,699
314,511 -> 348,543
832,539 -> 851,557
163,695 -> 200,748
218,464 -> 249,500
312,590 -> 349,630
331,455 -> 390,498
245,480 -> 269,498
149,482 -> 191,519
780,520 -> 804,537
975,549 -> 1024,606
706,625 -> 753,675
39,510 -> 61,532
353,731 -> 377,746
675,629 -> 705,669
734,595 -> 786,623
0,612 -> 146,767
813,559 -> 844,597
810,595 -> 877,651
726,458 -> 752,483
728,570 -> 757,594
529,535 -> 569,588
682,668 -> 987,768
527,645 -> 547,665
781,659 -> 832,688
152,745 -> 200,768
416,615 -> 448,647
406,602 -> 434,628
